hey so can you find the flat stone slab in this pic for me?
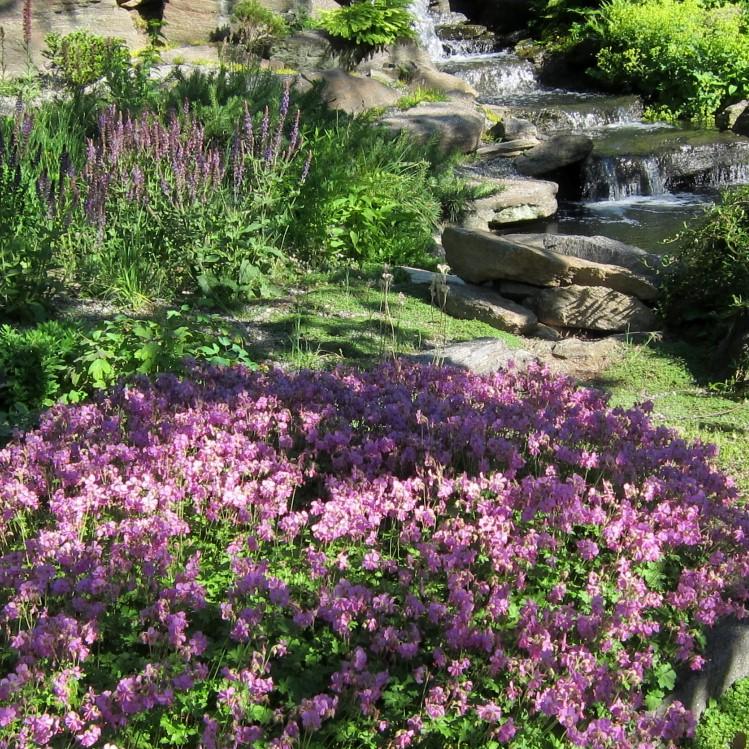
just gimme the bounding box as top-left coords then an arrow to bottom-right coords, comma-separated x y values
502,233 -> 660,278
535,285 -> 659,332
410,338 -> 535,374
515,134 -> 594,177
440,284 -> 538,334
443,226 -> 658,301
380,102 -> 485,154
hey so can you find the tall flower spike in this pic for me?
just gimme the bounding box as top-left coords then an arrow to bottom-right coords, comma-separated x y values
22,0 -> 32,49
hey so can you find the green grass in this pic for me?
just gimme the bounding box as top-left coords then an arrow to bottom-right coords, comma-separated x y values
252,269 -> 522,368
598,339 -> 749,493
396,87 -> 449,110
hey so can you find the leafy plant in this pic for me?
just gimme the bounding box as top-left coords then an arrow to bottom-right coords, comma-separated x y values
587,0 -> 749,121
0,321 -> 78,438
695,676 -> 749,749
396,87 -> 449,110
317,0 -> 417,49
43,30 -> 131,90
230,0 -> 289,57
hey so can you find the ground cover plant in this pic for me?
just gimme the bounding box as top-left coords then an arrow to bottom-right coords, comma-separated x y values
0,360 -> 747,748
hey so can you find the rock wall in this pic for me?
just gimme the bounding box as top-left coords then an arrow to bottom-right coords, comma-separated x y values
0,0 -> 145,75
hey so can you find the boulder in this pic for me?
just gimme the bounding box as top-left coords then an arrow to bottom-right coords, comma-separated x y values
489,116 -> 538,142
410,338 -> 535,374
439,284 -> 538,334
397,266 -> 466,286
404,62 -> 478,99
716,100 -> 749,134
501,233 -> 660,278
462,178 -> 558,229
443,227 -> 658,301
476,139 -> 540,157
162,0 -> 223,45
535,285 -> 659,332
380,102 -> 484,154
271,30 -> 344,71
670,618 -> 749,721
317,69 -> 399,114
514,134 -> 594,177
0,0 -> 144,74
435,23 -> 489,41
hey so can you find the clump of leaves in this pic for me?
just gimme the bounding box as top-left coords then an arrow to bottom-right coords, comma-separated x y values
396,87 -> 448,110
317,0 -> 416,49
230,0 -> 289,58
695,677 -> 749,749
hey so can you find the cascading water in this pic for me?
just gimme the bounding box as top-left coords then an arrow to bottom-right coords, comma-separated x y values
409,0 -> 445,61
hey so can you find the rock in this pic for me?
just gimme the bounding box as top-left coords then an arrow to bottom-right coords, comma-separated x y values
489,116 -> 538,142
535,285 -> 659,332
161,45 -> 221,67
550,337 -> 620,362
403,62 -> 478,99
476,139 -> 540,157
380,102 -> 485,154
717,100 -> 749,133
410,338 -> 535,375
514,134 -> 594,177
670,618 -> 749,721
162,0 -> 224,45
436,23 -> 489,41
439,284 -> 538,334
316,69 -> 399,114
532,323 -> 563,341
497,280 -> 543,302
397,266 -> 466,286
270,30 -> 344,72
443,226 -> 658,301
490,179 -> 558,226
0,0 -> 144,74
501,233 -> 660,278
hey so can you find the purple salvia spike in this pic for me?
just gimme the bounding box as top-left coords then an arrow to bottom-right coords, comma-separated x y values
300,150 -> 313,183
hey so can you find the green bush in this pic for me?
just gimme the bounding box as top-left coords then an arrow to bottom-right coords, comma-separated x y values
587,0 -> 749,121
695,677 -> 749,749
0,310 -> 255,440
288,121 -> 440,266
43,30 -> 131,90
230,0 -> 289,57
317,0 -> 416,49
0,321 -> 78,438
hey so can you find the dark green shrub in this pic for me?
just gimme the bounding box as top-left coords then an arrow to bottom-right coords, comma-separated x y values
317,0 -> 416,49
695,677 -> 749,749
0,321 -> 78,438
230,0 -> 289,57
43,30 -> 131,90
289,121 -> 440,266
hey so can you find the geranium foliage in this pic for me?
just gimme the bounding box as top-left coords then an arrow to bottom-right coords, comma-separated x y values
0,361 -> 747,748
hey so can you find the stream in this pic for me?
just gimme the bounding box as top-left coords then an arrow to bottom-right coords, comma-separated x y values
411,4 -> 749,253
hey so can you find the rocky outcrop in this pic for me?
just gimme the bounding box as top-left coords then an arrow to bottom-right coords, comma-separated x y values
462,178 -> 558,229
380,102 -> 484,154
514,134 -> 594,177
440,283 -> 538,334
500,233 -> 660,278
717,100 -> 749,137
534,285 -> 659,332
270,30 -> 345,72
403,62 -> 478,99
442,227 -> 657,301
410,337 -> 535,374
162,0 -> 224,45
0,0 -> 144,74
489,116 -> 538,142
315,69 -> 399,114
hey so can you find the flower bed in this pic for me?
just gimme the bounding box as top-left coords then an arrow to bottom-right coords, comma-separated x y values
0,361 -> 747,748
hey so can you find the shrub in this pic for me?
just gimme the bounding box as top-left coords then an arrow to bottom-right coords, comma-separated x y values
289,121 -> 440,266
0,123 -> 59,320
659,186 -> 749,327
317,0 -> 417,49
587,0 -> 749,121
43,30 -> 131,91
695,676 -> 749,749
0,310 -> 255,440
0,361 -> 747,748
0,321 -> 77,438
231,0 -> 289,57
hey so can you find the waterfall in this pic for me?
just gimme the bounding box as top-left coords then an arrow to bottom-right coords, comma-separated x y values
581,156 -> 667,201
409,0 -> 445,61
218,0 -> 231,27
